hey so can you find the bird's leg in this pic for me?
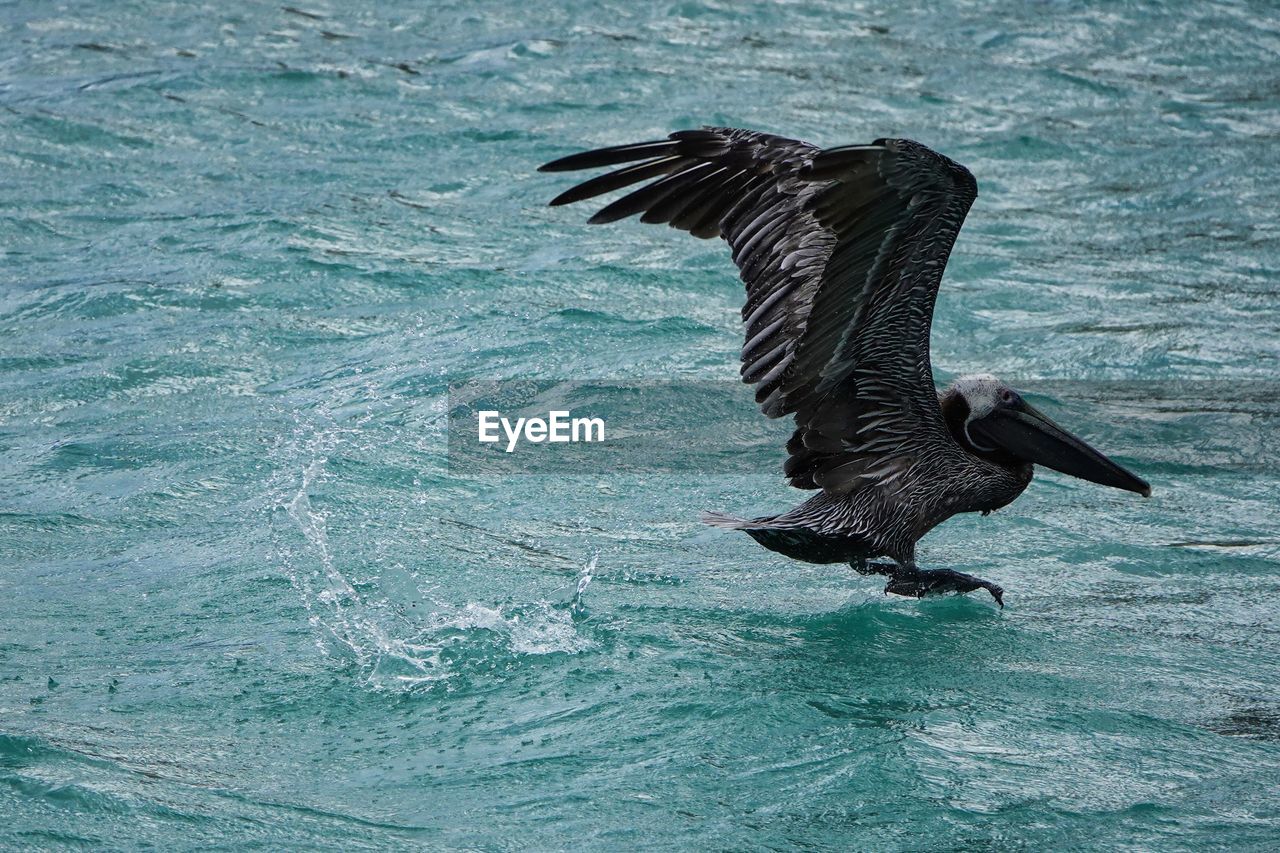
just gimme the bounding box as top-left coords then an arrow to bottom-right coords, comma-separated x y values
871,560 -> 1004,608
851,557 -> 898,577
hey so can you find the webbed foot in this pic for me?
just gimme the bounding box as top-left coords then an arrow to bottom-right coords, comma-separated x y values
884,566 -> 1004,608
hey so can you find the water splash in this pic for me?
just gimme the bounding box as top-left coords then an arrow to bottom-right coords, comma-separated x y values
569,552 -> 597,617
268,414 -> 595,692
285,456 -> 357,607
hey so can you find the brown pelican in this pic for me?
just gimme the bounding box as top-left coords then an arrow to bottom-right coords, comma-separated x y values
540,127 -> 1150,606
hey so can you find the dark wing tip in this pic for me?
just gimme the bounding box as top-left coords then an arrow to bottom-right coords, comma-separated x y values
539,151 -> 604,172
538,140 -> 674,173
585,209 -> 624,225
538,156 -> 585,173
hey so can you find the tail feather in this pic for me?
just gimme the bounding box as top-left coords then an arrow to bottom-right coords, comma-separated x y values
700,494 -> 871,565
700,510 -> 768,530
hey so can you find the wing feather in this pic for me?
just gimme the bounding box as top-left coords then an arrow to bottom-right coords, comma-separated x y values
541,128 -> 978,493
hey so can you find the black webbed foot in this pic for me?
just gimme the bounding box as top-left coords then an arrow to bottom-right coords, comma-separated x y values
883,566 -> 1004,608
849,561 -> 1004,607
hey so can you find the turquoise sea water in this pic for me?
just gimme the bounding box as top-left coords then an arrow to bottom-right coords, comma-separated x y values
3,0 -> 1280,848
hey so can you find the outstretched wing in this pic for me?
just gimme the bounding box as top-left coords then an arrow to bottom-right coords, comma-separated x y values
540,127 -> 977,494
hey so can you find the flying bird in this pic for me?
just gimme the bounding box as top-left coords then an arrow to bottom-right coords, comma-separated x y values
539,127 -> 1150,606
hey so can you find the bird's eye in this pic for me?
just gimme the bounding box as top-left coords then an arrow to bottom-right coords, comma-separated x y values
1001,390 -> 1014,403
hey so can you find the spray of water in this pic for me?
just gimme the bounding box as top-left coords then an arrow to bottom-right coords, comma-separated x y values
267,411 -> 596,692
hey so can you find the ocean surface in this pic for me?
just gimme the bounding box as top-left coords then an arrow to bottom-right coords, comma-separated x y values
3,0 -> 1279,848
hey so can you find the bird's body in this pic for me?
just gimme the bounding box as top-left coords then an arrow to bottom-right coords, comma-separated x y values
706,398 -> 1033,568
541,126 -> 1149,605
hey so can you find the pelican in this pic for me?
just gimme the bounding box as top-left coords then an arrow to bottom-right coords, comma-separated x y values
540,127 -> 1150,606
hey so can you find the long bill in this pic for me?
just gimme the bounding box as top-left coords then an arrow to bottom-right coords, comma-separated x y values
970,402 -> 1151,497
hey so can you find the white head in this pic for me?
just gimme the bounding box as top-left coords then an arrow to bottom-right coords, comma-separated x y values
950,374 -> 1019,452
